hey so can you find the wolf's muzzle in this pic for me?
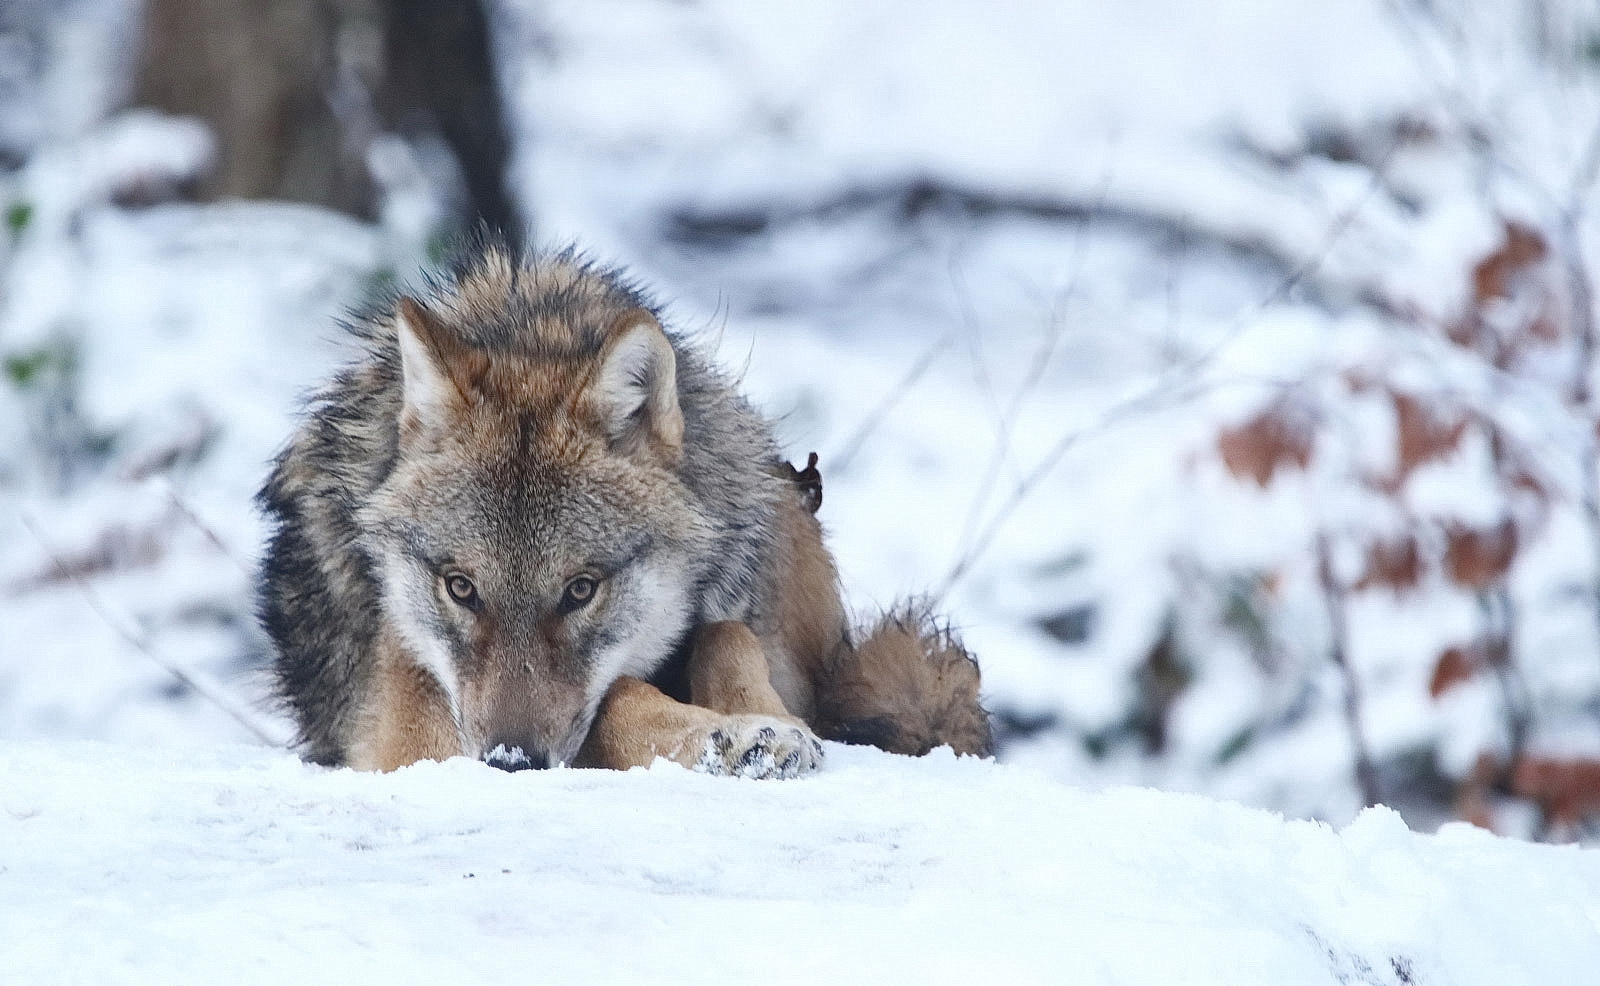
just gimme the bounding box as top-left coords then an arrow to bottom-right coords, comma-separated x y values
483,743 -> 551,771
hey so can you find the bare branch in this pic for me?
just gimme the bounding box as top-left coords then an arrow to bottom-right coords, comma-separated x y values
936,148 -> 1397,596
1316,532 -> 1383,808
953,163 -> 1113,561
828,336 -> 951,474
20,511 -> 285,748
161,480 -> 255,578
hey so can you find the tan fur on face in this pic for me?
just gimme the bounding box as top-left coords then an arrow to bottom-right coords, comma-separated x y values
347,627 -> 465,771
398,294 -> 683,472
369,289 -> 706,766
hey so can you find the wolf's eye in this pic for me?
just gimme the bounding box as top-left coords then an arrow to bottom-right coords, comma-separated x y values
444,573 -> 479,607
560,575 -> 598,614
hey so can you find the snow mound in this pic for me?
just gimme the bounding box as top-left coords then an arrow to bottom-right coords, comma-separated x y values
3,742 -> 1596,983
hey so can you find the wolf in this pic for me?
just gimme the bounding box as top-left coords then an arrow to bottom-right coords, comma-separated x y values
257,245 -> 991,777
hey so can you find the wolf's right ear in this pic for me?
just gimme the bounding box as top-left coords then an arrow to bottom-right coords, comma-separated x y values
592,310 -> 684,465
396,297 -> 480,435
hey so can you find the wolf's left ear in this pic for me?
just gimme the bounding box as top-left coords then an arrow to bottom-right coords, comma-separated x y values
396,296 -> 482,435
593,310 -> 684,464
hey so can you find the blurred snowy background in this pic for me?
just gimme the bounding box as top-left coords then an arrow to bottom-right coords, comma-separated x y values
4,0 -> 1600,842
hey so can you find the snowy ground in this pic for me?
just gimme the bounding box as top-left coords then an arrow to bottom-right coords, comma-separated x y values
6,740 -> 1599,985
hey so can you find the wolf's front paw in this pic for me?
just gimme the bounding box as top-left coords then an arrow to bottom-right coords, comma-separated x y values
692,715 -> 825,779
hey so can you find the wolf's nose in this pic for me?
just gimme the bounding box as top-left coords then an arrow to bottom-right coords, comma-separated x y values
483,744 -> 550,771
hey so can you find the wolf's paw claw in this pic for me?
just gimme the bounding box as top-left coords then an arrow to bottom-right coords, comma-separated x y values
693,716 -> 824,779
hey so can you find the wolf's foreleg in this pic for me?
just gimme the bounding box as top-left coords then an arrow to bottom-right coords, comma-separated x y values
576,623 -> 826,778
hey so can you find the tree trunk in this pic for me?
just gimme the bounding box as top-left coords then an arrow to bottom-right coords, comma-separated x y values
133,0 -> 518,238
377,0 -> 519,239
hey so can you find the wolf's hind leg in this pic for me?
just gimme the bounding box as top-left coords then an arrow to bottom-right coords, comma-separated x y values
687,620 -> 798,719
815,601 -> 993,758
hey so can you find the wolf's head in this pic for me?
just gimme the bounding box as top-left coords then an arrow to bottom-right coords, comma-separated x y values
356,284 -> 708,769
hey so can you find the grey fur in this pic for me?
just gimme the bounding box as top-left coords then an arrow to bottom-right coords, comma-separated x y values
257,246 -> 785,765
259,244 -> 993,770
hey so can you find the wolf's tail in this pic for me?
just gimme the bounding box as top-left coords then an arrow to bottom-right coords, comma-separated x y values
813,598 -> 993,757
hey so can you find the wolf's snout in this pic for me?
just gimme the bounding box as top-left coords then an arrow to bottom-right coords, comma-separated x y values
483,743 -> 551,771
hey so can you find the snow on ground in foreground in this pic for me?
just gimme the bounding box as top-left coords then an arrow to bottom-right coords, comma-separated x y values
3,742 -> 1597,985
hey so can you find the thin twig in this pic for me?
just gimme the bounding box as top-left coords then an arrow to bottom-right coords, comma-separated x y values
953,162 -> 1114,561
161,481 -> 254,578
1316,532 -> 1383,808
20,511 -> 285,747
948,252 -> 1008,465
1486,586 -> 1533,768
936,149 -> 1396,597
828,336 -> 952,474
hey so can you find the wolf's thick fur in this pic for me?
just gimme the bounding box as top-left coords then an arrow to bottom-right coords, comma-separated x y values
257,246 -> 991,775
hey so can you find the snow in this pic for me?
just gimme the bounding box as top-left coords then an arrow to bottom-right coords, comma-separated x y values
5,740 -> 1598,984
4,8 -> 1600,976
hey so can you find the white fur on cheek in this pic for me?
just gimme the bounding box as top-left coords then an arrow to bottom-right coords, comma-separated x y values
570,562 -> 694,760
585,562 -> 694,702
376,554 -> 467,748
